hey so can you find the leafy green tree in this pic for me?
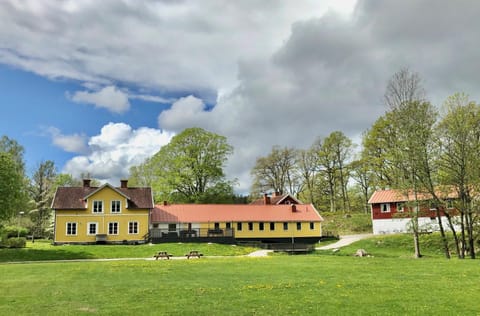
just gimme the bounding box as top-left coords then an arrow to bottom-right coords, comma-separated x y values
0,152 -> 26,223
437,93 -> 480,259
130,128 -> 235,203
29,160 -> 57,238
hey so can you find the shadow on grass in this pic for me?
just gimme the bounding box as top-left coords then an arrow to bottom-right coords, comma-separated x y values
0,248 -> 96,262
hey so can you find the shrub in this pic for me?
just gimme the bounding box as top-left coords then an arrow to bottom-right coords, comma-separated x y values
4,237 -> 27,248
3,225 -> 28,238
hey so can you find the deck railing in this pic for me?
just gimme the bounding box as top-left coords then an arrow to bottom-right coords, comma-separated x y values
149,228 -> 235,240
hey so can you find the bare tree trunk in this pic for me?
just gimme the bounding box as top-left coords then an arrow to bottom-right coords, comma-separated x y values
435,208 -> 450,259
446,213 -> 462,259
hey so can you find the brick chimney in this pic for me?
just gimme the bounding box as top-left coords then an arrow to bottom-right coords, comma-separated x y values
83,179 -> 91,188
263,193 -> 271,205
120,179 -> 128,188
163,201 -> 168,206
291,204 -> 297,212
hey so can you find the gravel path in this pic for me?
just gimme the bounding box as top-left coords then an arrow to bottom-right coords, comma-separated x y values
316,234 -> 373,250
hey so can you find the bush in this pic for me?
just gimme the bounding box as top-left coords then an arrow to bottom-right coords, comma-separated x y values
3,237 -> 27,248
3,225 -> 28,238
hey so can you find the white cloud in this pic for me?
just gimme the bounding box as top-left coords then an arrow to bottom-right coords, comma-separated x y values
68,86 -> 130,113
62,122 -> 174,184
45,127 -> 88,154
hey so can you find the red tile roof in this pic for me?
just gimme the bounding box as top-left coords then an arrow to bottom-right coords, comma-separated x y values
151,204 -> 323,223
368,188 -> 458,204
52,186 -> 153,209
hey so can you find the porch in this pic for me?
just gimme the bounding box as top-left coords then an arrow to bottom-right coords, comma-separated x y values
149,228 -> 236,244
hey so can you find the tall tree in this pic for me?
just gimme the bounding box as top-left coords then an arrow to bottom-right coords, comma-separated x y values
296,148 -> 318,204
0,136 -> 28,225
251,146 -> 300,196
0,153 -> 25,223
315,132 -> 354,212
437,93 -> 480,259
130,128 -> 234,203
350,156 -> 374,214
29,160 -> 57,238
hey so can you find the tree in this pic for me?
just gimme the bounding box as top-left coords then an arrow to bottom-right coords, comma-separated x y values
350,156 -> 374,214
296,148 -> 318,204
29,160 -> 57,238
0,153 -> 25,223
130,128 -> 235,203
251,146 -> 300,196
384,67 -> 426,109
314,132 -> 354,212
437,93 -> 480,259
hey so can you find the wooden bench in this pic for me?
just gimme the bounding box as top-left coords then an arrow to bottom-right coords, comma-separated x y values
185,250 -> 203,259
154,251 -> 173,260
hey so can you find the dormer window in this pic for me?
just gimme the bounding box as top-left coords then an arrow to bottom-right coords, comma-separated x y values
93,201 -> 103,213
111,200 -> 121,213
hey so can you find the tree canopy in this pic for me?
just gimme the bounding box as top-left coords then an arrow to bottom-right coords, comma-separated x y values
130,127 -> 235,203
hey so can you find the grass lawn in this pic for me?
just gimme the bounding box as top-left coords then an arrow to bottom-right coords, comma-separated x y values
0,240 -> 258,262
1,255 -> 479,315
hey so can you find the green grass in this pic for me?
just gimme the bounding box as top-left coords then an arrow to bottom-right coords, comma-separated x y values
1,256 -> 479,315
0,240 -> 257,262
321,212 -> 372,235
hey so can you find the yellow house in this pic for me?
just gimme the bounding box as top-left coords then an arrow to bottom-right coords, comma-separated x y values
150,202 -> 323,245
52,179 -> 153,244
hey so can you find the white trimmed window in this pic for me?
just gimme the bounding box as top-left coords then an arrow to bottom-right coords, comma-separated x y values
108,222 -> 119,235
66,222 -> 77,235
87,222 -> 98,235
270,222 -> 275,231
129,221 -> 139,234
297,222 -> 302,230
93,200 -> 103,213
310,222 -> 315,230
380,203 -> 391,213
283,222 -> 289,231
111,200 -> 121,213
396,202 -> 404,213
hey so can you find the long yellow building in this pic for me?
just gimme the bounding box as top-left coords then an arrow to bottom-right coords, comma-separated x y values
52,179 -> 153,244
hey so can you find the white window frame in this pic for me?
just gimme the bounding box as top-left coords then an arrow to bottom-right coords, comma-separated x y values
108,222 -> 119,235
93,200 -> 103,213
396,202 -> 404,213
66,222 -> 77,236
310,222 -> 315,230
87,222 -> 98,235
128,221 -> 139,234
380,203 -> 391,213
111,200 -> 121,213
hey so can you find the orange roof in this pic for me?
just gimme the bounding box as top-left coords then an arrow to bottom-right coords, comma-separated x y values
151,204 -> 323,223
368,188 -> 458,204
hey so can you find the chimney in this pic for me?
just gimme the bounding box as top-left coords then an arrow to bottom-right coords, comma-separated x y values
273,191 -> 281,197
163,201 -> 168,206
263,193 -> 271,205
83,179 -> 91,188
120,179 -> 128,188
291,204 -> 297,212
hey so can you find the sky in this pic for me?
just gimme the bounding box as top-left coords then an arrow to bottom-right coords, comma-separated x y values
1,0 -> 480,193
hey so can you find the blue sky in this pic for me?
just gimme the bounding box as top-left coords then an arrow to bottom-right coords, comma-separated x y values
1,1 -> 480,192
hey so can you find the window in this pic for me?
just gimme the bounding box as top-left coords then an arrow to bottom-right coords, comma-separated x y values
283,222 -> 289,231
296,222 -> 302,230
396,202 -> 404,213
270,222 -> 275,231
66,222 -> 77,235
87,222 -> 98,235
259,222 -> 264,231
108,222 -> 119,235
429,201 -> 437,210
310,222 -> 315,230
111,200 -> 121,213
237,222 -> 242,231
214,222 -> 220,230
248,222 -> 253,231
129,221 -> 139,234
380,203 -> 390,213
168,223 -> 176,232
93,200 -> 103,213
226,222 -> 231,229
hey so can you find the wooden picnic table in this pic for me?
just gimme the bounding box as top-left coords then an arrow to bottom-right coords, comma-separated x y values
185,250 -> 203,259
154,251 -> 173,260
